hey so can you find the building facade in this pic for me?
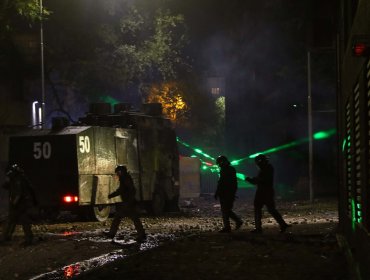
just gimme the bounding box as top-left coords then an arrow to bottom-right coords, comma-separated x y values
337,1 -> 370,278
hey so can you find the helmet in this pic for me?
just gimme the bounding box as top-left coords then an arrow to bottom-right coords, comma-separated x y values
5,163 -> 23,176
254,154 -> 269,165
216,155 -> 230,166
115,165 -> 127,174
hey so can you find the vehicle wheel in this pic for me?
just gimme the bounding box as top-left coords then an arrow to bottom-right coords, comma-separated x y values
93,205 -> 111,222
151,190 -> 165,216
42,207 -> 60,221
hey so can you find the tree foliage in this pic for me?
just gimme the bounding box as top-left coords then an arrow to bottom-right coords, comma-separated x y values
146,81 -> 189,125
13,0 -> 190,123
41,1 -> 189,108
0,0 -> 49,34
95,5 -> 188,93
13,0 -> 43,20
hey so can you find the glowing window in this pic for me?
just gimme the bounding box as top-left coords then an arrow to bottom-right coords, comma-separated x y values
211,87 -> 221,95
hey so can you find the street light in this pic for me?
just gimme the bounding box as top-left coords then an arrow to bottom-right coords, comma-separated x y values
307,51 -> 313,203
40,0 -> 45,128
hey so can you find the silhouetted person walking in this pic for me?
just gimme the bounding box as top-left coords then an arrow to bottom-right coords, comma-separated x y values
104,165 -> 146,242
245,154 -> 290,233
215,155 -> 243,233
1,164 -> 37,246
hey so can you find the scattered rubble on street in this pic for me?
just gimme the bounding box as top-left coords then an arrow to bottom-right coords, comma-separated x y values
0,196 -> 346,280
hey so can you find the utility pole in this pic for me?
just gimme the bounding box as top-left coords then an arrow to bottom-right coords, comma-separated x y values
307,51 -> 314,203
40,0 -> 45,128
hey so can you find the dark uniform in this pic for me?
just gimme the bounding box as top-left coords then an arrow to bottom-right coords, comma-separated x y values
2,164 -> 37,245
245,154 -> 289,233
215,155 -> 243,232
105,165 -> 146,242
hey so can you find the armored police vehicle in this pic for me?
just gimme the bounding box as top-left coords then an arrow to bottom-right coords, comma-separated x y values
8,103 -> 180,221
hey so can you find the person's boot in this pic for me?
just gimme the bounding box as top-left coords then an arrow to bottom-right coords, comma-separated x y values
102,231 -> 115,239
280,223 -> 291,233
135,233 -> 147,243
235,220 -> 243,230
219,227 -> 231,233
21,235 -> 34,247
254,208 -> 262,233
250,228 -> 262,234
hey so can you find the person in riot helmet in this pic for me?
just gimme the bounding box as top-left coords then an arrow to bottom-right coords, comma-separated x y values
245,154 -> 290,233
104,165 -> 146,242
1,164 -> 38,246
215,155 -> 243,233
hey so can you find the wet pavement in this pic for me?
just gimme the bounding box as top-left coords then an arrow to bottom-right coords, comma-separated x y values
73,221 -> 347,280
0,197 -> 341,280
29,232 -> 177,280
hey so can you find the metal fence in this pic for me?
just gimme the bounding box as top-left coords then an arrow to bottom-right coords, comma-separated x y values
200,171 -> 218,195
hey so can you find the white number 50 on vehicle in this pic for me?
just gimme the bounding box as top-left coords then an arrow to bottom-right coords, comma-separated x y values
79,136 -> 90,153
33,142 -> 52,159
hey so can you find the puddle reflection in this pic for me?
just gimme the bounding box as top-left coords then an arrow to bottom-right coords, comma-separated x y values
62,231 -> 80,237
30,233 -> 176,280
64,264 -> 80,278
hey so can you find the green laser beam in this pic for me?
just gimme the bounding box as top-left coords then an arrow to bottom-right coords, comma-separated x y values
237,172 -> 254,188
247,139 -> 307,160
351,199 -> 356,231
191,155 -> 219,173
342,138 -> 347,152
100,95 -> 119,106
313,128 -> 336,140
178,129 -> 336,166
177,128 -> 336,180
246,128 -> 337,161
